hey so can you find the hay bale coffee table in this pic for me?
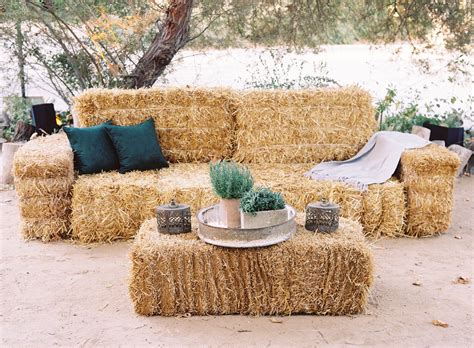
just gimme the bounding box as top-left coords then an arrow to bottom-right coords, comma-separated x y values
129,217 -> 374,316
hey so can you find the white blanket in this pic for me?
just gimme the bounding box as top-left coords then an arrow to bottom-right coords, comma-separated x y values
304,131 -> 430,190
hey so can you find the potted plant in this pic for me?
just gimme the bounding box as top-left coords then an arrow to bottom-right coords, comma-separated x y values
240,187 -> 288,229
209,161 -> 253,228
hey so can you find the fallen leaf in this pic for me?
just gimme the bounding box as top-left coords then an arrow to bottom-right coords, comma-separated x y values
453,276 -> 470,284
99,303 -> 109,311
237,329 -> 252,333
454,235 -> 462,239
176,313 -> 191,319
270,318 -> 283,323
432,319 -> 448,328
412,281 -> 422,286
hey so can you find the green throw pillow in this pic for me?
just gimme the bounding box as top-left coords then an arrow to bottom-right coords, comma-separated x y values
105,118 -> 168,174
64,121 -> 119,175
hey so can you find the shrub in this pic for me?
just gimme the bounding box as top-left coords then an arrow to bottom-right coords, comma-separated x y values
243,49 -> 339,90
240,187 -> 286,215
376,88 -> 470,133
209,161 -> 253,199
3,95 -> 32,141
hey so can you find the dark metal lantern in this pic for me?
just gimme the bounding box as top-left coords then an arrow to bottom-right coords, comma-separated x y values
305,199 -> 340,233
156,199 -> 191,234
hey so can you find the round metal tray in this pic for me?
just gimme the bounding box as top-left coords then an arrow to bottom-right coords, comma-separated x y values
197,205 -> 296,248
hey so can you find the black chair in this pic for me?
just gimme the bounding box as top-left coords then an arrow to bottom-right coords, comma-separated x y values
31,103 -> 60,136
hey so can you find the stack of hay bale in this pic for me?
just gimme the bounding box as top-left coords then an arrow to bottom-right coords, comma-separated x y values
13,133 -> 74,241
11,87 -> 460,243
400,145 -> 460,237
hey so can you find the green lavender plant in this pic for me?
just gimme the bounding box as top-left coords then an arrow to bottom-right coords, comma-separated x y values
209,161 -> 253,199
240,187 -> 286,215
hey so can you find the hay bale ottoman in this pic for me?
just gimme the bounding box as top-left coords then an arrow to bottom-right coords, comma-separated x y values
129,217 -> 374,316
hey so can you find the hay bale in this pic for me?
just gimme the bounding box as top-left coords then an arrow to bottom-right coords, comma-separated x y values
73,88 -> 238,163
129,217 -> 374,316
15,176 -> 74,197
400,144 -> 460,237
250,163 -> 364,221
19,194 -> 71,219
13,133 -> 73,179
70,165 -> 218,243
21,217 -> 70,242
71,163 -> 404,243
362,180 -> 406,239
233,86 -> 376,163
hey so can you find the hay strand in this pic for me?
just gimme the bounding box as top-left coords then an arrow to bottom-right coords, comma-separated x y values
129,217 -> 374,316
73,88 -> 238,163
13,133 -> 74,241
71,163 -> 404,242
233,86 -> 376,163
400,145 -> 460,237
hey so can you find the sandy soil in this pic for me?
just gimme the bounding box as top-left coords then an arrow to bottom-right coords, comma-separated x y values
0,178 -> 473,347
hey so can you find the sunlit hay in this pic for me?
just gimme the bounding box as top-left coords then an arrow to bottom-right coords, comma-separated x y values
129,217 -> 374,316
15,176 -> 74,197
363,180 -> 406,239
21,217 -> 70,242
13,133 -> 73,179
13,133 -> 74,241
73,88 -> 238,163
71,162 -> 406,243
70,164 -> 218,243
232,86 -> 376,163
400,144 -> 460,237
249,163 -> 364,221
19,194 -> 71,219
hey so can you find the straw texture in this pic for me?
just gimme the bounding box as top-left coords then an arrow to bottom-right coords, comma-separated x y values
14,88 -> 459,243
233,87 -> 376,163
400,144 -> 460,237
73,88 -> 238,163
70,165 -> 216,243
13,133 -> 74,241
70,163 -> 405,242
129,217 -> 374,316
362,180 -> 406,238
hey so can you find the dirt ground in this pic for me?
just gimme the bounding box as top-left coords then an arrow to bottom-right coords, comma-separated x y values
0,177 -> 472,347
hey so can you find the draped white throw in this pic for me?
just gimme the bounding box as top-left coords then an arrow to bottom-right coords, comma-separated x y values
304,131 -> 430,190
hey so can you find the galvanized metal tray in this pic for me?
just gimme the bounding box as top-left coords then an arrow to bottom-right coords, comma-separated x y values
197,205 -> 296,248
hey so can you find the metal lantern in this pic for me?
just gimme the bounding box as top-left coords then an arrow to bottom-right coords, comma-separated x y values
305,199 -> 340,233
156,199 -> 191,234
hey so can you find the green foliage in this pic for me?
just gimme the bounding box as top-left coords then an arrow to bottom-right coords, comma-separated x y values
244,49 -> 339,90
377,88 -> 469,133
3,95 -> 32,140
240,187 -> 286,215
0,1 -> 471,108
57,110 -> 73,126
209,161 -> 253,199
192,1 -> 471,53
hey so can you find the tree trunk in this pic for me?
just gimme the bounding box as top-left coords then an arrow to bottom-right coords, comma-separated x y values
126,0 -> 194,89
13,121 -> 35,142
15,21 -> 26,98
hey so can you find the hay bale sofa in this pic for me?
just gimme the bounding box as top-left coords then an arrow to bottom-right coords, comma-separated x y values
13,87 -> 459,243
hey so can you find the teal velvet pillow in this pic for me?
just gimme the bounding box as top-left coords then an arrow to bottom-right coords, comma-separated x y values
105,118 -> 168,174
64,122 -> 119,175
